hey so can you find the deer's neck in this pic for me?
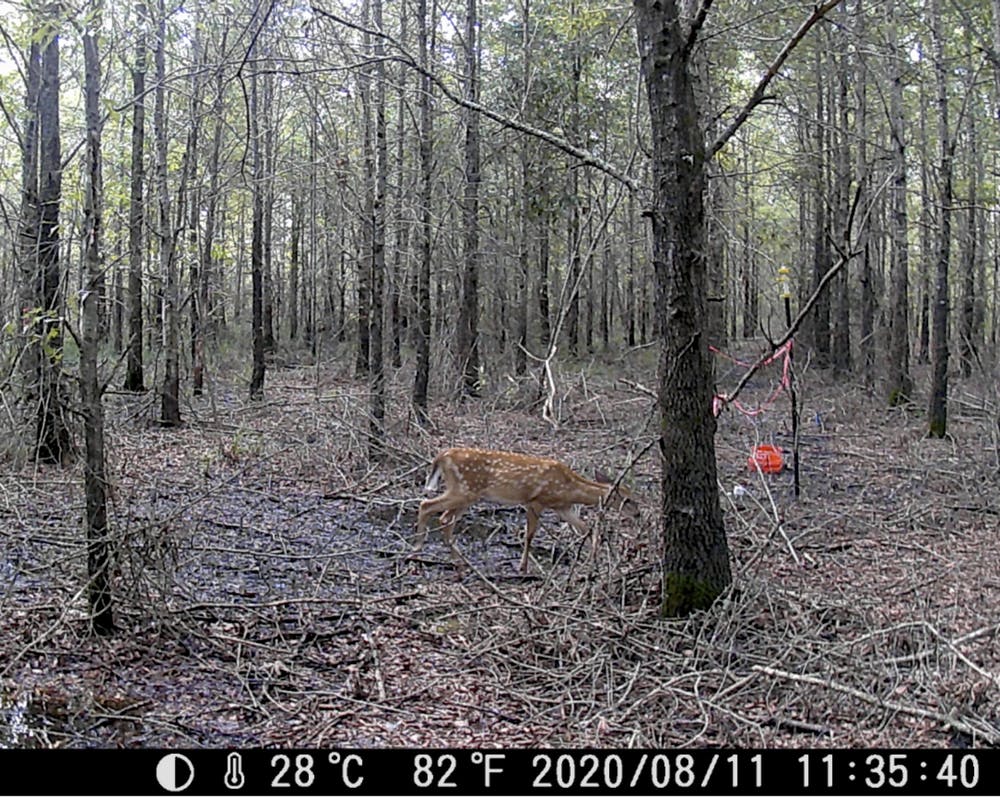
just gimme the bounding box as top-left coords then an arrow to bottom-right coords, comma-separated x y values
570,477 -> 612,506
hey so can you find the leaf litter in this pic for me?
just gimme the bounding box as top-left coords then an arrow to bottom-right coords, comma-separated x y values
1,355 -> 998,748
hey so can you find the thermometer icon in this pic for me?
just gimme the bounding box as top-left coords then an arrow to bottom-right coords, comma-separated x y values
224,752 -> 245,790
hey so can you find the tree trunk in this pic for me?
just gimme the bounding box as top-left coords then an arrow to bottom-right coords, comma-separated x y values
600,211 -> 611,349
886,0 -> 913,406
515,2 -> 532,376
564,10 -> 582,357
625,191 -> 636,348
289,191 -> 301,342
390,11 -> 408,371
249,63 -> 266,399
369,0 -> 387,457
124,1 -> 146,393
458,0 -> 481,396
916,42 -> 931,366
262,70 -> 276,354
538,214 -> 551,348
187,15 -> 205,397
308,87 -> 320,352
635,0 -> 731,616
740,139 -> 756,338
154,0 -> 180,426
81,0 -> 115,635
35,12 -> 71,464
856,0 -> 874,385
809,46 -> 831,368
17,37 -> 41,453
831,45 -> 851,374
357,6 -> 373,379
928,0 -> 951,438
195,30 -> 227,395
412,0 -> 434,423
958,29 -> 979,379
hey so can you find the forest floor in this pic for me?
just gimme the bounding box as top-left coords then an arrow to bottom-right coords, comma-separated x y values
1,344 -> 999,749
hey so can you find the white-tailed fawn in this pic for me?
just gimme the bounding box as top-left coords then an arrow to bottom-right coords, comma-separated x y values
414,447 -> 634,572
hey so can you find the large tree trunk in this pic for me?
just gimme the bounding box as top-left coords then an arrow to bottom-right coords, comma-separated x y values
35,12 -> 71,464
17,37 -> 41,452
635,0 -> 731,616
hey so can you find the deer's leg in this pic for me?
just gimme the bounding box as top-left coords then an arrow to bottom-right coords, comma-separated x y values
440,509 -> 466,565
520,506 -> 541,573
415,494 -> 457,550
416,495 -> 471,566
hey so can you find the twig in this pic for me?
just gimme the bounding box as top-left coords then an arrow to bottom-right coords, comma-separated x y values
718,171 -> 890,413
709,0 -> 844,158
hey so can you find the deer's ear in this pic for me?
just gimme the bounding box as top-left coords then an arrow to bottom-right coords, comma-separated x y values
594,469 -> 611,484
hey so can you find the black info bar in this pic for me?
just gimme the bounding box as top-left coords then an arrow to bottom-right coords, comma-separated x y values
0,748 -> 993,796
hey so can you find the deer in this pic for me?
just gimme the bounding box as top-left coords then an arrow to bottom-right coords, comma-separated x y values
414,447 -> 634,573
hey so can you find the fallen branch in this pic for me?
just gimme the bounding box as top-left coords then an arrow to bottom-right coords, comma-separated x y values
754,664 -> 1000,745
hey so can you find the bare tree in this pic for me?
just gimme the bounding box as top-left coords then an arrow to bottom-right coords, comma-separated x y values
831,39 -> 852,374
153,0 -> 180,425
808,44 -> 831,368
124,1 -> 146,393
635,0 -> 840,615
370,0 -> 387,455
33,7 -> 71,464
928,0 -> 952,437
855,0 -> 875,384
412,0 -> 434,423
249,45 -> 266,399
958,27 -> 981,379
635,0 -> 731,615
16,34 -> 41,452
194,26 -> 229,396
514,0 -> 531,376
886,0 -> 913,406
356,1 -> 373,379
80,0 -> 114,635
457,0 -> 481,396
